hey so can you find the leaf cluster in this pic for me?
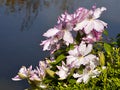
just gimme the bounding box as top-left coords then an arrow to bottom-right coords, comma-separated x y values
27,34 -> 120,90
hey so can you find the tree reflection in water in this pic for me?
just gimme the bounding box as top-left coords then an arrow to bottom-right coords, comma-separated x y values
1,0 -> 75,31
4,0 -> 40,31
20,0 -> 40,31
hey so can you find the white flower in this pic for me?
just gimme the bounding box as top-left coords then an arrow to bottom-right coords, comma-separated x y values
29,70 -> 42,81
62,25 -> 74,45
40,37 -> 59,51
82,30 -> 102,43
74,7 -> 107,34
12,66 -> 32,81
66,41 -> 94,68
56,62 -> 70,80
12,75 -> 22,81
43,28 -> 61,38
73,65 -> 101,83
29,61 -> 47,81
35,61 -> 47,80
57,12 -> 73,24
40,28 -> 61,51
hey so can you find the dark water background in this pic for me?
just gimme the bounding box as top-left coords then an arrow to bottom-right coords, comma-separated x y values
0,0 -> 120,89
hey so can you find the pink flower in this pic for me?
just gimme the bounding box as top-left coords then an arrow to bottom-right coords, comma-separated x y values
29,69 -> 42,81
40,37 -> 59,51
56,61 -> 70,80
73,53 -> 100,83
74,7 -> 107,34
66,41 -> 94,68
72,7 -> 89,24
62,25 -> 74,45
12,66 -> 32,81
43,28 -> 61,38
29,61 -> 47,81
57,12 -> 74,45
12,61 -> 47,82
73,66 -> 100,83
83,30 -> 102,43
37,61 -> 47,79
40,27 -> 62,51
57,12 -> 73,24
41,12 -> 74,50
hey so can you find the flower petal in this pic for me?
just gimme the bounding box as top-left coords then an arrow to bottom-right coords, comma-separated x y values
43,28 -> 60,37
40,39 -> 51,51
93,20 -> 104,32
12,75 -> 22,81
84,43 -> 93,55
63,30 -> 73,44
93,7 -> 106,19
84,20 -> 94,34
74,19 -> 88,31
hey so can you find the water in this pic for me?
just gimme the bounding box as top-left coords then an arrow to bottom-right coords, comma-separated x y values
0,0 -> 120,89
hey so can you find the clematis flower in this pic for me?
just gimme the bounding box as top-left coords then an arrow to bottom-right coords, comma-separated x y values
29,61 -> 47,82
41,20 -> 74,51
40,27 -> 62,51
43,28 -> 61,38
82,30 -> 102,43
57,12 -> 74,45
12,61 -> 47,82
73,55 -> 100,83
72,7 -> 89,24
38,61 -> 47,79
57,12 -> 73,24
67,41 -> 95,68
29,69 -> 42,81
12,66 -> 32,81
56,61 -> 70,80
74,7 -> 107,34
73,65 -> 100,83
61,23 -> 74,45
40,38 -> 58,51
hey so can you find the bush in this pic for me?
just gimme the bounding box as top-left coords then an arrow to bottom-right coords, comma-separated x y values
12,5 -> 120,90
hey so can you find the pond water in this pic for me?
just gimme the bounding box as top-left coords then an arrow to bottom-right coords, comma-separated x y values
0,0 -> 120,89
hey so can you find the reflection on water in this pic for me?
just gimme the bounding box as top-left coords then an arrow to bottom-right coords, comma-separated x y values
4,0 -> 40,31
1,0 -> 120,33
3,0 -> 75,12
0,0 -> 119,38
20,0 -> 40,31
4,0 -> 39,13
1,0 -> 75,31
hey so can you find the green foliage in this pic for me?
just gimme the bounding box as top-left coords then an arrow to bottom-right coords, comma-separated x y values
25,34 -> 120,90
46,68 -> 55,78
51,54 -> 66,65
98,51 -> 105,66
27,40 -> 120,90
104,43 -> 112,55
103,30 -> 108,36
45,47 -> 120,90
116,33 -> 120,47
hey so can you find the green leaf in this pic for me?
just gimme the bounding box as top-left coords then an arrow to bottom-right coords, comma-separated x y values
67,68 -> 75,81
104,43 -> 112,55
75,31 -> 82,44
116,33 -> 120,47
18,73 -> 27,79
103,30 -> 108,36
98,51 -> 105,66
46,68 -> 55,78
66,44 -> 74,52
51,54 -> 66,65
116,33 -> 120,38
68,79 -> 76,84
